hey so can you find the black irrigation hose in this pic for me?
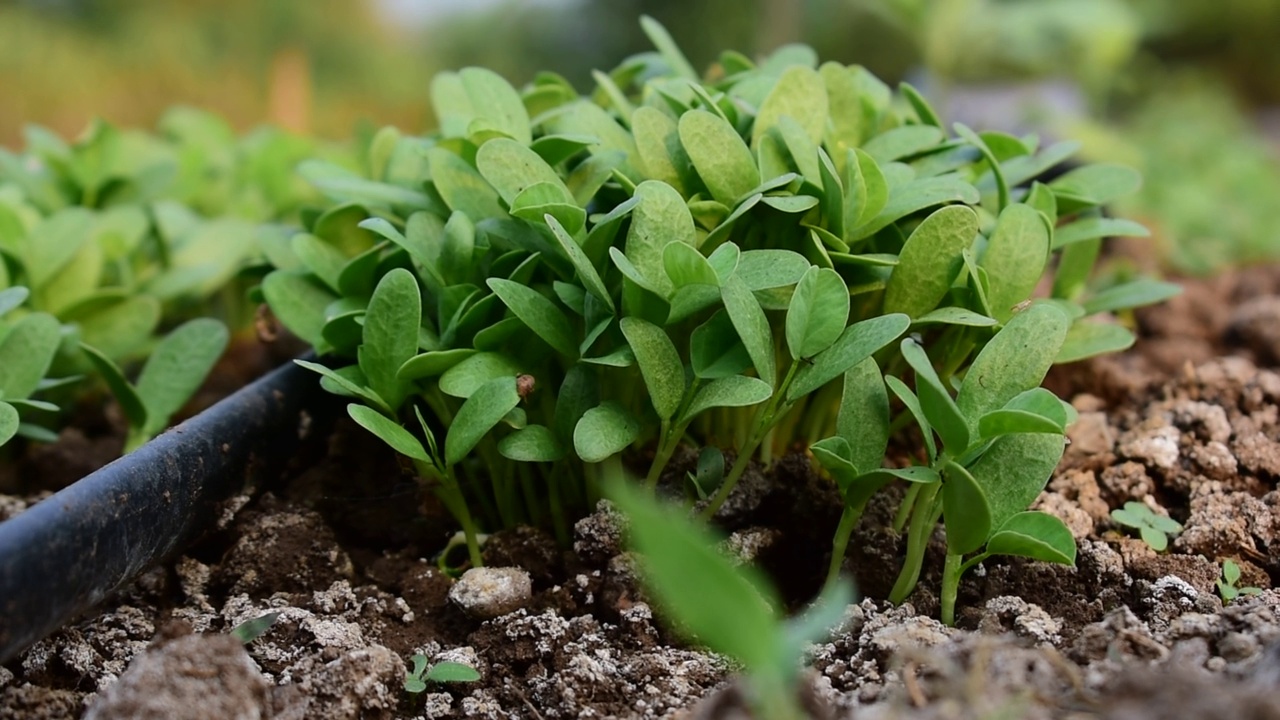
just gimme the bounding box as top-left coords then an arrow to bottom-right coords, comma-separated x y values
0,357 -> 337,664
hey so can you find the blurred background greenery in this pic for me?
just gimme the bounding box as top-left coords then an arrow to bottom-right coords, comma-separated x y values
3,0 -> 1279,274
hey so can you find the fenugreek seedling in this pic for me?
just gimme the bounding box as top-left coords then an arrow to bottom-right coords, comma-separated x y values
611,478 -> 852,720
403,655 -> 480,694
261,17 -> 1172,612
1110,501 -> 1182,552
81,318 -> 230,452
1216,559 -> 1263,604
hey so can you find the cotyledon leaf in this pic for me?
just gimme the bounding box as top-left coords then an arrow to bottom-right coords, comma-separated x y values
446,375 -> 522,466
752,65 -> 828,147
955,303 -> 1069,432
626,180 -> 698,297
620,317 -> 685,421
980,204 -> 1051,323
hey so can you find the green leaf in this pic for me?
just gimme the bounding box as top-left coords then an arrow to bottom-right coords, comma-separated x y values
910,307 -> 997,327
639,15 -> 699,81
25,208 -> 93,289
899,82 -> 943,128
942,461 -> 992,556
954,123 -> 1009,211
291,233 -> 348,292
63,294 -> 161,363
679,110 -> 760,206
440,211 -> 477,284
296,361 -> 392,415
1051,237 -> 1100,301
680,375 -> 772,423
0,287 -> 29,318
785,267 -> 850,360
690,310 -> 753,379
849,149 -> 887,232
544,101 -> 641,181
1054,317 -> 1136,363
229,612 -> 280,645
134,319 -> 229,435
735,249 -> 811,291
789,313 -> 910,401
885,374 -> 936,461
663,241 -> 719,288
619,317 -> 685,421
1052,217 -> 1150,250
446,375 -> 521,466
438,352 -> 523,399
860,466 -> 941,485
79,344 -> 147,430
423,661 -> 482,684
967,432 -> 1065,531
359,269 -> 420,410
398,348 -> 478,381
349,404 -> 430,462
883,205 -> 977,319
956,303 -> 1069,431
632,106 -> 690,195
978,409 -> 1066,439
852,175 -> 979,239
837,357 -> 890,474
487,278 -> 578,358
981,204 -> 1051,323
626,180 -> 698,297
573,402 -> 641,463
546,214 -> 615,314
721,275 -> 776,387
987,511 -> 1077,565
530,133 -> 598,166
0,402 -> 18,447
498,424 -> 564,462
262,271 -> 338,350
861,125 -> 944,164
459,67 -> 532,145
609,480 -> 783,672
0,312 -> 61,401
900,339 -> 969,454
752,65 -> 828,147
553,363 -> 598,443
1049,164 -> 1142,213
476,138 -> 571,208
1081,279 -> 1181,316
427,148 -> 507,222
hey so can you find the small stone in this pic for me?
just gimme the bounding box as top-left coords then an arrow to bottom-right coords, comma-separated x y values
449,567 -> 532,620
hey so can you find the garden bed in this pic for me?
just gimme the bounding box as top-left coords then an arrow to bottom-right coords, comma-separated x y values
2,267 -> 1279,719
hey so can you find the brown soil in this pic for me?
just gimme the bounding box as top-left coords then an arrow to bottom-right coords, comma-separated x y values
3,271 -> 1280,719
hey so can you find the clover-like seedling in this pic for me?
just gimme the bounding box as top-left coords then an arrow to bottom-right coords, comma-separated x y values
1216,559 -> 1263,604
1110,501 -> 1182,552
611,477 -> 852,720
81,318 -> 230,452
403,655 -> 480,694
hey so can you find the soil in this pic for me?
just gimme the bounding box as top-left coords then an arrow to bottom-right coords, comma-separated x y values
3,270 -> 1280,719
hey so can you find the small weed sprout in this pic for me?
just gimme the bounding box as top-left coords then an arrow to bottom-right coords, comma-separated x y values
1216,559 -> 1263,604
1110,501 -> 1182,551
229,612 -> 280,644
404,655 -> 481,694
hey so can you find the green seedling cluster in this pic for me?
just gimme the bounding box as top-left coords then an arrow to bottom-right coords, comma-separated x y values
611,479 -> 852,720
403,655 -> 480,693
1216,559 -> 1263,604
259,18 -> 1174,619
1110,501 -> 1182,552
0,109 -> 337,450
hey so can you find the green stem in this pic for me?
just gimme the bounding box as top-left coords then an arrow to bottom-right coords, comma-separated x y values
417,460 -> 483,568
888,483 -> 941,604
893,482 -> 921,534
548,463 -> 569,548
644,419 -> 677,490
825,500 -> 867,589
700,361 -> 802,519
941,552 -> 962,626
